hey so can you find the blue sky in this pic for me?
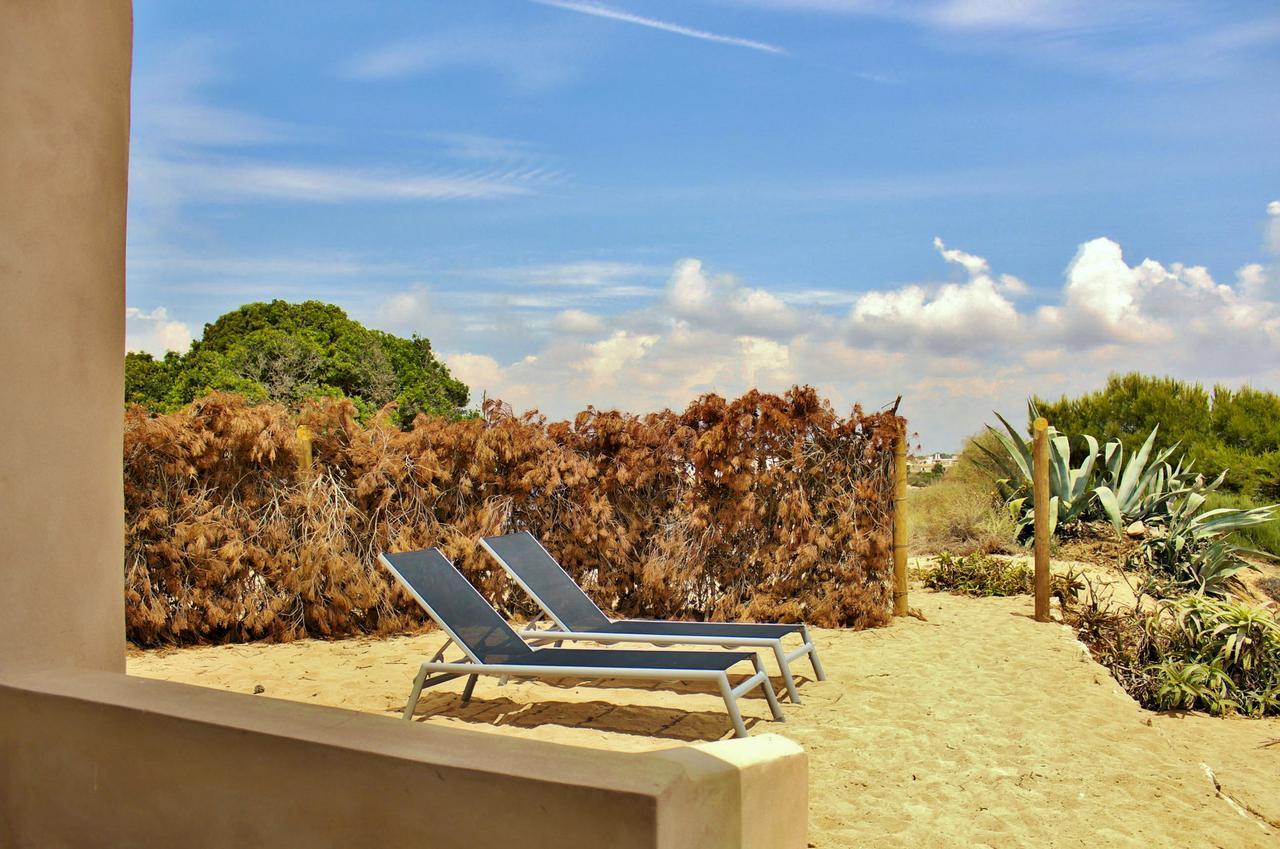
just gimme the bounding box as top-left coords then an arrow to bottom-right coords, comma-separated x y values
126,0 -> 1280,449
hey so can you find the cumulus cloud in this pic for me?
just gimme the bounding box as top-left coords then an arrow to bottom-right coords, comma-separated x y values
375,204 -> 1280,450
848,237 -> 1022,353
665,258 -> 801,337
126,307 -> 193,356
553,309 -> 606,335
1268,200 -> 1280,253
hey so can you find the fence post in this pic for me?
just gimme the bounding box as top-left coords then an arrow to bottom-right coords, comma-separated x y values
296,425 -> 314,477
1032,417 -> 1050,622
893,430 -> 908,616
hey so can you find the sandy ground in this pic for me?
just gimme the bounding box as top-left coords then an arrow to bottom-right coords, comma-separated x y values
129,589 -> 1280,848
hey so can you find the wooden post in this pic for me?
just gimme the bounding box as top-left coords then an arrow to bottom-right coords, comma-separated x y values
296,425 -> 313,477
1032,417 -> 1051,622
893,430 -> 908,616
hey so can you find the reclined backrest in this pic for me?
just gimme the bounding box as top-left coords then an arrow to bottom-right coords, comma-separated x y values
380,548 -> 533,664
481,532 -> 612,632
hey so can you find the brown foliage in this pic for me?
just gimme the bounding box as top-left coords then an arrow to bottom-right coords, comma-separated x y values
125,387 -> 903,645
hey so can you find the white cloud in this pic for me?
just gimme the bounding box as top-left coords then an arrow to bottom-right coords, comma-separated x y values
665,258 -> 801,337
340,23 -> 580,87
481,261 -> 660,289
446,353 -> 508,390
577,330 -> 659,387
367,204 -> 1280,451
553,309 -> 607,335
1267,200 -> 1280,254
140,158 -> 550,205
533,1 -> 787,54
848,239 -> 1022,353
125,307 -> 192,356
729,1 -> 1280,81
732,0 -> 1144,32
933,236 -> 989,276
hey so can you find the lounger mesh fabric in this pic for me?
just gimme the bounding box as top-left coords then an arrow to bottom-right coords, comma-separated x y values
381,549 -> 533,664
381,548 -> 751,672
480,532 -> 611,631
482,531 -> 803,638
596,620 -> 801,639
514,648 -> 753,671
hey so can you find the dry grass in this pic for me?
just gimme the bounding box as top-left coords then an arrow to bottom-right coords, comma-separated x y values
907,429 -> 1019,556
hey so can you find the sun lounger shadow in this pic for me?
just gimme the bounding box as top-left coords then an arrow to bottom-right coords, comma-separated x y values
404,691 -> 769,742
523,670 -> 806,701
378,547 -> 786,738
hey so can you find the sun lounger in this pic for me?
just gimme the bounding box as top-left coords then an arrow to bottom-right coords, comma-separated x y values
479,531 -> 826,704
378,547 -> 785,738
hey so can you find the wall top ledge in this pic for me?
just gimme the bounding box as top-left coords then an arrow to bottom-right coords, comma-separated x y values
1,666 -> 802,798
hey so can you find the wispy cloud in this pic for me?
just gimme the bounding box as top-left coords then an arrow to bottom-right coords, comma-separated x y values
476,260 -> 662,287
340,24 -> 581,86
533,0 -> 787,55
127,254 -> 410,278
136,156 -> 555,204
730,0 -> 1151,33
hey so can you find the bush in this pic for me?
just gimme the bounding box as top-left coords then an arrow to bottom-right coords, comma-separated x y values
1034,373 -> 1280,504
919,552 -> 1032,596
125,387 -> 904,645
1063,583 -> 1280,717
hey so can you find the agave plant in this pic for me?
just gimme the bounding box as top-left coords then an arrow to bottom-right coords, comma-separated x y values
981,407 -> 1099,537
1093,426 -> 1194,530
1131,490 -> 1278,596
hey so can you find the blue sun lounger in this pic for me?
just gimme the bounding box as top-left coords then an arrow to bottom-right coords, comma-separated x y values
378,547 -> 785,738
480,532 -> 826,704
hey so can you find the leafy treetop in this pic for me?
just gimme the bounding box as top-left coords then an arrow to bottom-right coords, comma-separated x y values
125,300 -> 469,426
1033,372 -> 1280,500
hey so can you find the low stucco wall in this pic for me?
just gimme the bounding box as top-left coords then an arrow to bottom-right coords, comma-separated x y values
0,3 -> 809,847
0,668 -> 807,849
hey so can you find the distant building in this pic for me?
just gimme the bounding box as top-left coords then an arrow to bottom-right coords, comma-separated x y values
907,452 -> 956,473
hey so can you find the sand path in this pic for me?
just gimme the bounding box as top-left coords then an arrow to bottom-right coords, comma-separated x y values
130,589 -> 1279,847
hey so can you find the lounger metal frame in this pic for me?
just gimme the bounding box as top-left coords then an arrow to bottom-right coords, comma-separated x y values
479,535 -> 826,704
379,553 -> 784,739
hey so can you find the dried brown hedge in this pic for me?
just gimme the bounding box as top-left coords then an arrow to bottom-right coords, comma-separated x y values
124,387 -> 903,646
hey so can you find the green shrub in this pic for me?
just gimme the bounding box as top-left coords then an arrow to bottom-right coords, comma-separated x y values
1064,585 -> 1280,717
919,552 -> 1033,596
1034,373 -> 1280,503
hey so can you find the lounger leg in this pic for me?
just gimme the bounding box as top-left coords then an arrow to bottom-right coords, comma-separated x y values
753,656 -> 786,722
801,625 -> 826,681
403,665 -> 429,720
717,674 -> 749,739
461,674 -> 478,704
771,642 -> 802,704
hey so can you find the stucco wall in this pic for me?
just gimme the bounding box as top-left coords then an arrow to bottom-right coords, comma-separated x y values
0,668 -> 806,849
0,0 -> 131,673
0,4 -> 808,847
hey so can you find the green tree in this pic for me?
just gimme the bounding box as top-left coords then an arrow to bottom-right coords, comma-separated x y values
124,300 -> 469,425
1033,373 -> 1280,500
